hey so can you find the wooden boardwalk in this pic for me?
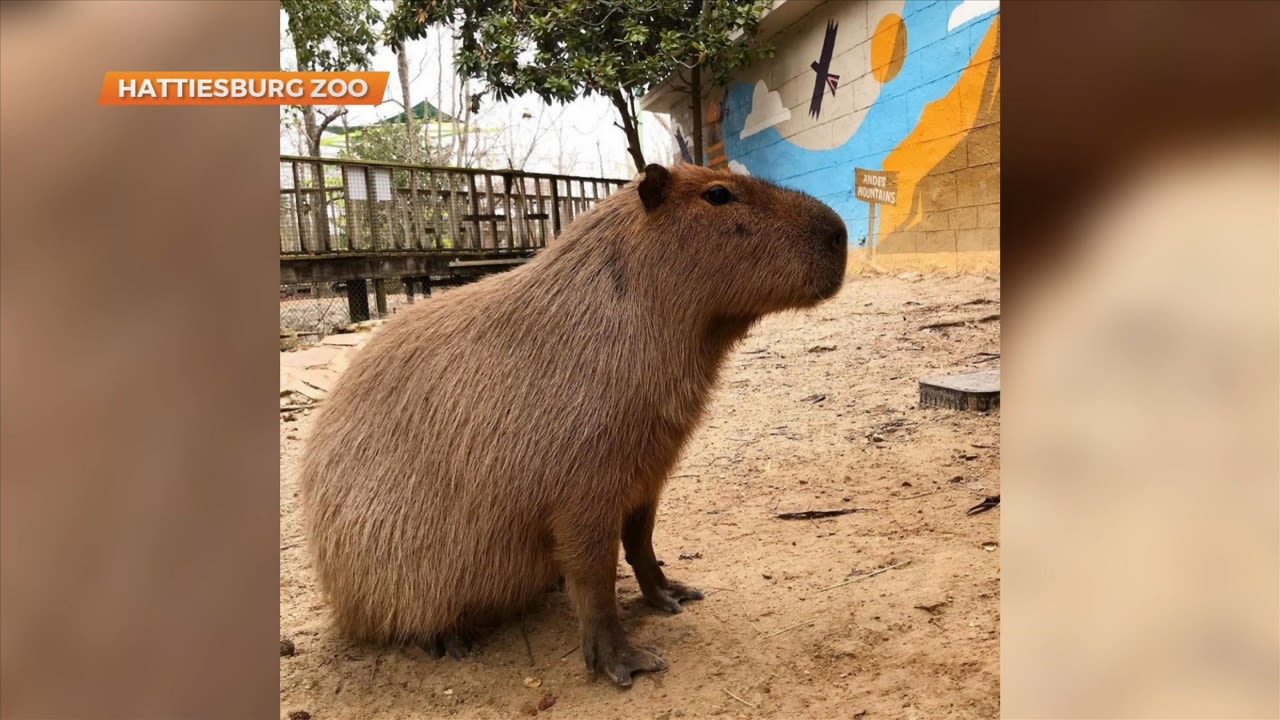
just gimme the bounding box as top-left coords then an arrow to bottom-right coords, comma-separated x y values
279,156 -> 628,320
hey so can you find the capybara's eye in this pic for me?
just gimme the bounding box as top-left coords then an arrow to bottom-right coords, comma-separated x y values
701,185 -> 736,206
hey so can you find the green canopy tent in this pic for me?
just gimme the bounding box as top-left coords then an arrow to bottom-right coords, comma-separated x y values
324,101 -> 458,136
319,101 -> 500,155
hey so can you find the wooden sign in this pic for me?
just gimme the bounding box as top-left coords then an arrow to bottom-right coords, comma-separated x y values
854,168 -> 898,206
854,168 -> 898,267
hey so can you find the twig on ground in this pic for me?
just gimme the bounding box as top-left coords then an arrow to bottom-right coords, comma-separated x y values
559,644 -> 579,660
819,559 -> 913,592
919,313 -> 1000,331
280,404 -> 318,413
900,489 -> 938,500
774,508 -> 875,520
764,619 -> 814,638
724,689 -> 758,708
520,616 -> 536,665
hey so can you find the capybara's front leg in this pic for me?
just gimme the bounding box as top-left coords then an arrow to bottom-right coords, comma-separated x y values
561,524 -> 667,687
623,502 -> 704,614
420,631 -> 473,660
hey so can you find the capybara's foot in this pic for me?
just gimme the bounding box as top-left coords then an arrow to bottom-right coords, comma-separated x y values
642,578 -> 705,614
583,629 -> 667,688
421,632 -> 473,660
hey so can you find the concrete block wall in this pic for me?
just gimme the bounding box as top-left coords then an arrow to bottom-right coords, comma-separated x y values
643,0 -> 1000,273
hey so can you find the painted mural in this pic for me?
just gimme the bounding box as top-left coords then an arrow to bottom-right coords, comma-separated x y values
669,0 -> 1000,271
808,21 -> 841,118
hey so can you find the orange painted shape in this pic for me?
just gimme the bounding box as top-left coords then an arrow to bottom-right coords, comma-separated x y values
98,71 -> 389,106
870,14 -> 907,84
878,17 -> 1000,237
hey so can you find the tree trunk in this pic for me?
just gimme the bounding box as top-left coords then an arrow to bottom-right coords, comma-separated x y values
690,0 -> 712,166
303,107 -> 321,157
301,109 -> 327,251
396,44 -> 418,249
690,64 -> 704,166
458,76 -> 471,167
396,46 -> 415,163
437,26 -> 446,160
608,88 -> 646,172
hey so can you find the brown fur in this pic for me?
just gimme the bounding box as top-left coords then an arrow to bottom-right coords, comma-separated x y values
299,163 -> 847,685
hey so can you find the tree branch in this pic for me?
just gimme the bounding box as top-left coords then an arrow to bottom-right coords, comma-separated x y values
316,107 -> 348,136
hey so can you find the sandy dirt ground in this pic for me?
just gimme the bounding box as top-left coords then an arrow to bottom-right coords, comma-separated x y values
280,273 -> 1001,720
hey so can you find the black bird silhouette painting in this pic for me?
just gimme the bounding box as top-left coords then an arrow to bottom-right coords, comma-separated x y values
809,20 -> 841,118
674,127 -> 692,163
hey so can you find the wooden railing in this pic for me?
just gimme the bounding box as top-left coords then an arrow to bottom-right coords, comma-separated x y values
280,156 -> 630,256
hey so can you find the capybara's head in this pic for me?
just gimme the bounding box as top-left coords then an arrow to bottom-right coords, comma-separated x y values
625,162 -> 847,315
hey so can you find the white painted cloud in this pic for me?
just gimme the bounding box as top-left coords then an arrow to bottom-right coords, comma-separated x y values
948,0 -> 999,32
740,80 -> 791,140
727,160 -> 750,176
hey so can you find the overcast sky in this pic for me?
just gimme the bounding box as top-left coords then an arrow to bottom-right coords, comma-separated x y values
279,4 -> 645,179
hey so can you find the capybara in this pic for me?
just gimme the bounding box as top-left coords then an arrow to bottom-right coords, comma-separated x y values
300,162 -> 847,686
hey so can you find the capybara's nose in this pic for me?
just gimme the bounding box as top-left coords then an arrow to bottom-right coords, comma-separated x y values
808,201 -> 848,256
827,223 -> 848,253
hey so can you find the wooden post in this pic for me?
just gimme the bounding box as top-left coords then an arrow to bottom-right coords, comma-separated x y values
364,165 -> 379,250
867,201 -> 877,264
374,278 -> 388,315
425,170 -> 446,250
550,179 -> 562,236
444,175 -> 461,250
346,279 -> 370,323
468,173 -> 481,250
483,173 -> 500,250
409,168 -> 423,250
501,173 -> 515,250
341,166 -> 358,252
537,178 -> 549,246
290,161 -> 308,253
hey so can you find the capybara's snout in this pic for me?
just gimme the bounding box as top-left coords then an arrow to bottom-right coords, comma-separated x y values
817,210 -> 849,258
808,201 -> 848,299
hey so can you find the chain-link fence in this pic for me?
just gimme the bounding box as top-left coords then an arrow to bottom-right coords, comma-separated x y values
279,279 -> 420,340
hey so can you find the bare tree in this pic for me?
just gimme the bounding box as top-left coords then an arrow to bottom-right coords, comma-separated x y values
437,25 -> 448,163
396,45 -> 416,163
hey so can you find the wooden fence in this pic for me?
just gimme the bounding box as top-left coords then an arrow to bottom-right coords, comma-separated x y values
280,156 -> 630,256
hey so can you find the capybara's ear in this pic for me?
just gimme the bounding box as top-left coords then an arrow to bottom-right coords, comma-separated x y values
638,164 -> 671,211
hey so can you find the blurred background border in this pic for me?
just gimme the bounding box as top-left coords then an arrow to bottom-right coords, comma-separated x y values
0,1 -> 1276,718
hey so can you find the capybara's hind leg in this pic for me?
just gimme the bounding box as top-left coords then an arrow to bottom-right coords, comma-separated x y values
622,503 -> 704,614
559,522 -> 667,687
419,630 -> 473,660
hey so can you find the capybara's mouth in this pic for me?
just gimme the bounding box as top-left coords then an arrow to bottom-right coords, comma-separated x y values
813,237 -> 847,301
815,272 -> 845,301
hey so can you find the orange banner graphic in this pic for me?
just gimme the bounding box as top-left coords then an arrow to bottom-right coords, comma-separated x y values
98,72 -> 389,106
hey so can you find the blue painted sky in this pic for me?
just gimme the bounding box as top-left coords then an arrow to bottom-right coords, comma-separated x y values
722,0 -> 998,246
